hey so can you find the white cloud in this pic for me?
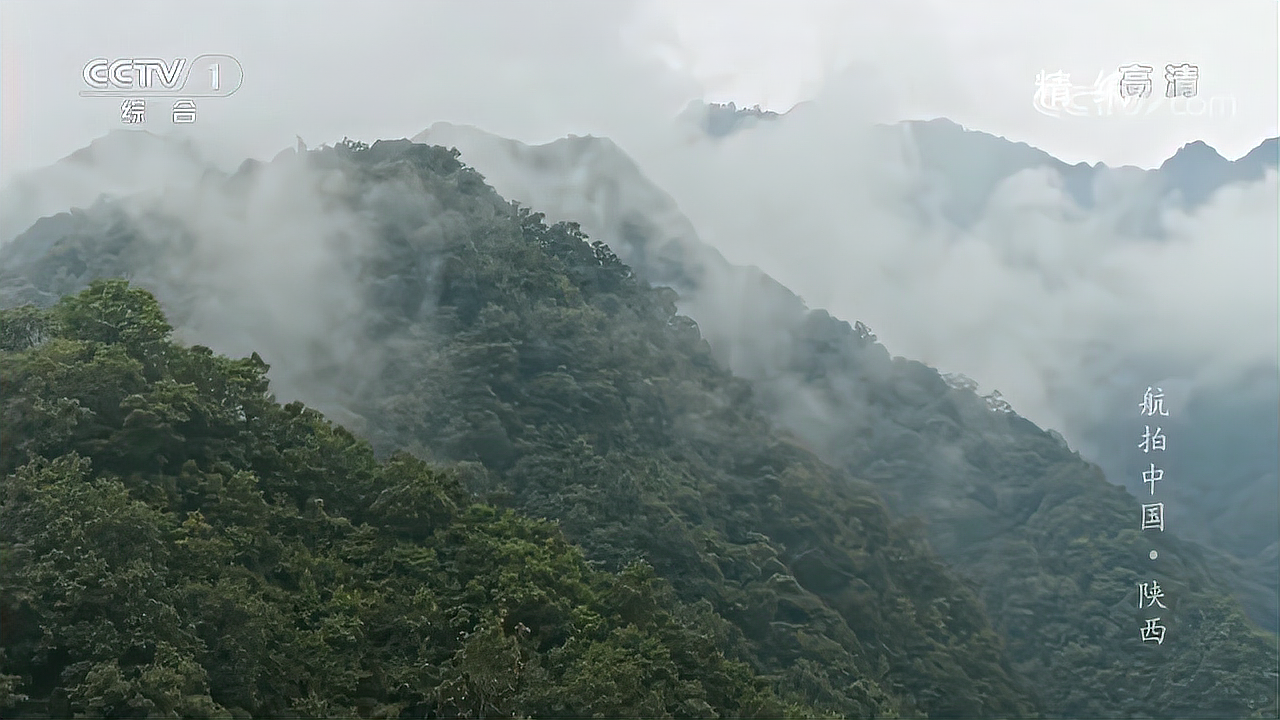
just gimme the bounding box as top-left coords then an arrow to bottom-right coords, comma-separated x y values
1,0 -> 1273,180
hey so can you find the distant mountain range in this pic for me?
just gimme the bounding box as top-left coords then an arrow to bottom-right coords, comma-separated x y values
5,110 -> 1273,247
1,112 -> 1277,716
690,102 -> 1278,199
410,112 -> 1279,637
898,118 -> 1277,229
0,132 -> 213,247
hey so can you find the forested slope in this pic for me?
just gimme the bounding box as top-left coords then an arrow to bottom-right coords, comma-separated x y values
0,138 -> 1273,718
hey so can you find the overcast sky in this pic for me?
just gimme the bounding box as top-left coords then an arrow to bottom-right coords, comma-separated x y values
1,0 -> 1276,179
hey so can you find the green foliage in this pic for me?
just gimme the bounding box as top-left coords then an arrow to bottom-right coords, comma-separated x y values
803,342 -> 1280,718
0,304 -> 51,352
0,287 -> 803,718
288,145 -> 1039,718
51,279 -> 172,363
0,146 -> 1037,718
2,137 -> 1271,719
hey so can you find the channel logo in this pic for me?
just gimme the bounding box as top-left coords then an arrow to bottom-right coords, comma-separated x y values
80,55 -> 243,97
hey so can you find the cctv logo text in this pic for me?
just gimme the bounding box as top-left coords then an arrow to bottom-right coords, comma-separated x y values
83,58 -> 189,91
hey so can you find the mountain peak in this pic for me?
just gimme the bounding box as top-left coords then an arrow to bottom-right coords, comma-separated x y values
1241,137 -> 1279,166
1160,139 -> 1227,169
679,100 -> 786,138
66,128 -> 201,165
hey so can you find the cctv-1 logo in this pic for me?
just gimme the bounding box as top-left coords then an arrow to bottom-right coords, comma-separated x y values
81,55 -> 243,97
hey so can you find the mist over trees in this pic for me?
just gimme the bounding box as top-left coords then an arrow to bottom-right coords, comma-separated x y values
0,138 -> 1274,719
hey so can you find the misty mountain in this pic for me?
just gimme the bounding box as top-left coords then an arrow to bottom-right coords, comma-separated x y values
0,132 -> 218,248
679,101 -> 786,138
0,133 -> 1275,718
4,280 -> 831,719
0,140 -> 1043,718
900,118 -> 1278,217
407,119 -> 1280,636
675,103 -> 1274,239
1158,137 -> 1280,205
681,102 -> 1278,232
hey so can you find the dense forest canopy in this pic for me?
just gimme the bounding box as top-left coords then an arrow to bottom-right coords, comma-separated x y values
0,280 -> 818,718
0,138 -> 1274,718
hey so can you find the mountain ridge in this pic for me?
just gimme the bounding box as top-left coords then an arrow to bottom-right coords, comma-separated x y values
0,133 -> 1275,717
7,112 -> 1275,248
409,120 -> 1280,673
0,141 -> 1047,718
407,121 -> 1279,636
